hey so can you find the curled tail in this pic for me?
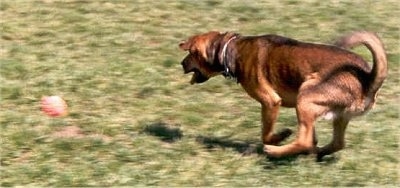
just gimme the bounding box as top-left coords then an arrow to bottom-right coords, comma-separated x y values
335,31 -> 388,99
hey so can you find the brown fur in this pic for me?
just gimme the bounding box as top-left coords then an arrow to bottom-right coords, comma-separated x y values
179,31 -> 387,161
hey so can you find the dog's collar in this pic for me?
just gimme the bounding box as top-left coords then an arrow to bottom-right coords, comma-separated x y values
221,36 -> 237,80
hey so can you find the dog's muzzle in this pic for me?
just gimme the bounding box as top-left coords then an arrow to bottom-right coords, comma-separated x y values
181,60 -> 209,84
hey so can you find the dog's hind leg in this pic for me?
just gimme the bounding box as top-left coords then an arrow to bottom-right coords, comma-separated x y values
264,72 -> 358,158
317,115 -> 350,161
264,99 -> 326,157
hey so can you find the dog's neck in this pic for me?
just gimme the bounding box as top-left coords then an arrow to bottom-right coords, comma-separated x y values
220,35 -> 238,81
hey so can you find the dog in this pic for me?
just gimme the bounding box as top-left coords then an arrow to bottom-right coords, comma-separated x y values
178,31 -> 387,161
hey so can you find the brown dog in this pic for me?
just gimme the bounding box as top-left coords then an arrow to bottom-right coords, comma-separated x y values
179,31 -> 387,160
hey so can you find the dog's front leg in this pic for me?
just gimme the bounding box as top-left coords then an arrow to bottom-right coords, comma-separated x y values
243,76 -> 293,146
261,103 -> 293,145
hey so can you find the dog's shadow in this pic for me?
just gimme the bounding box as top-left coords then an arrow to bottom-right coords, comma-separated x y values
195,135 -> 264,155
142,122 -> 183,143
195,135 -> 303,166
141,122 -> 337,166
142,122 -> 263,154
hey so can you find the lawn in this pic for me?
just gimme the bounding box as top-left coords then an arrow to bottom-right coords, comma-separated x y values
1,0 -> 399,186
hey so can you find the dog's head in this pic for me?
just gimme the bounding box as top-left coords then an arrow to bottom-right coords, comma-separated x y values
179,31 -> 236,84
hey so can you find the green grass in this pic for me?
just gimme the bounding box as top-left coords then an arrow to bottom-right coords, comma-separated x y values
1,0 -> 399,186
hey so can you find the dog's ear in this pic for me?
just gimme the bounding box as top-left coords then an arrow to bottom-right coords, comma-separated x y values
205,32 -> 236,65
179,40 -> 191,51
206,37 -> 222,64
205,32 -> 231,65
179,31 -> 223,62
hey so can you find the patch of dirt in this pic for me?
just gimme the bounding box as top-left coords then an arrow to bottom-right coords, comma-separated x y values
12,151 -> 33,163
51,125 -> 84,138
51,125 -> 112,142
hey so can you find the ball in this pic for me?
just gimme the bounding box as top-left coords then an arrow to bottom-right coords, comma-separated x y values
41,96 -> 68,117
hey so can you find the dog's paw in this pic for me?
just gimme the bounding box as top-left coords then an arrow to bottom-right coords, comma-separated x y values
264,145 -> 283,158
315,147 -> 326,162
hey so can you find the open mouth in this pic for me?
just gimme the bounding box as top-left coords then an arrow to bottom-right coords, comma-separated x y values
188,69 -> 209,84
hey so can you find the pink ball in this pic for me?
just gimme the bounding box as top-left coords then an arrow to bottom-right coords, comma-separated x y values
41,96 -> 68,117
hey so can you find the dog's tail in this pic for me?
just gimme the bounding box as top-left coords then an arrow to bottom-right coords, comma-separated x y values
335,31 -> 387,99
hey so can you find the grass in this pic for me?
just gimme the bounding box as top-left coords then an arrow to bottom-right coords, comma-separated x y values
1,0 -> 399,187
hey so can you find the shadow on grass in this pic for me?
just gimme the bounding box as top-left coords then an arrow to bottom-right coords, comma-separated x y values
260,156 -> 300,169
317,155 -> 340,164
263,152 -> 339,168
195,135 -> 339,167
196,135 -> 264,155
142,122 -> 183,143
195,135 -> 305,168
142,122 -> 338,166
